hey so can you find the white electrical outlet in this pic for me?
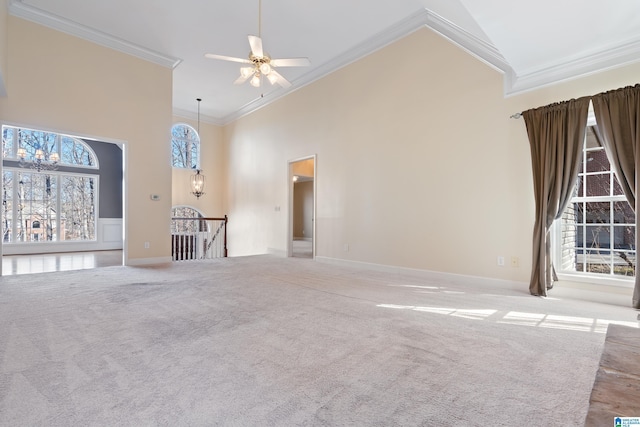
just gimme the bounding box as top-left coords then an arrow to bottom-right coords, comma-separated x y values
144,242 -> 150,249
497,256 -> 505,266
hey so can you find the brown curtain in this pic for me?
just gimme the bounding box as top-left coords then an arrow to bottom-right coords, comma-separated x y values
592,84 -> 640,309
523,97 -> 590,296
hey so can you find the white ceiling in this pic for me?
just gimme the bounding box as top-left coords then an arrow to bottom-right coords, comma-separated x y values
8,0 -> 640,124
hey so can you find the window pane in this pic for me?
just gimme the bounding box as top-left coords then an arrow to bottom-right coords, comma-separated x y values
585,173 -> 610,197
171,124 -> 199,169
585,149 -> 610,173
585,127 -> 601,149
2,171 -> 13,242
613,225 -> 635,250
575,175 -> 584,197
613,251 -> 636,277
16,172 -> 57,242
18,129 -> 57,162
584,249 -> 611,274
60,136 -> 95,166
171,206 -> 204,233
613,201 -> 634,224
585,225 -> 611,249
2,126 -> 13,159
584,202 -> 610,224
575,202 -> 585,223
60,175 -> 96,241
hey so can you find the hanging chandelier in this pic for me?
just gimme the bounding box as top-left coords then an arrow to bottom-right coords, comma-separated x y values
191,169 -> 205,199
190,98 -> 205,199
17,145 -> 60,172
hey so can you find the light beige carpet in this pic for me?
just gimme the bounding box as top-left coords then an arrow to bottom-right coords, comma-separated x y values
0,255 -> 637,426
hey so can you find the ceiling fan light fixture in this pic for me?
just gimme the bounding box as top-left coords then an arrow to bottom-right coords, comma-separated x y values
204,0 -> 310,89
266,73 -> 278,85
259,63 -> 271,75
240,66 -> 254,78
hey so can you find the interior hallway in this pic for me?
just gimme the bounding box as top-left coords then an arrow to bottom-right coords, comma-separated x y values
1,250 -> 123,275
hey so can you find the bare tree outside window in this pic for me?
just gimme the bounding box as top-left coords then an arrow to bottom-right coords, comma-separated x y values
171,124 -> 199,169
60,176 -> 96,241
2,171 -> 13,242
171,206 -> 207,234
1,125 -> 99,245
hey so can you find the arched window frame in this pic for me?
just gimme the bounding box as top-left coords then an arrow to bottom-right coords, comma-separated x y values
171,123 -> 200,169
2,125 -> 100,245
171,205 -> 208,233
2,125 -> 99,169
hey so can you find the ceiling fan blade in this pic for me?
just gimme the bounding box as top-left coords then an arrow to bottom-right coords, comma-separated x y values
268,69 -> 291,88
270,57 -> 311,67
204,53 -> 251,64
248,35 -> 264,58
233,74 -> 251,85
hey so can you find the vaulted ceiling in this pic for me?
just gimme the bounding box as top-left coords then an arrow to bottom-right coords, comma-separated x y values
8,0 -> 640,124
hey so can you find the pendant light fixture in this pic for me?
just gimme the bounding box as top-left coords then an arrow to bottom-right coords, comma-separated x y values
190,98 -> 205,199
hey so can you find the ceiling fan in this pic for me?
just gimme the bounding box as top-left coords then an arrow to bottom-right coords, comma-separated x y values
204,0 -> 310,89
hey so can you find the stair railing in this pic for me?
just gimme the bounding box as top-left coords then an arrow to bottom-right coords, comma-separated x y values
171,215 -> 228,261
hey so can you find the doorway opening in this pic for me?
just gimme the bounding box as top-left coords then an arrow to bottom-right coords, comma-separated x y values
288,156 -> 316,258
1,124 -> 125,275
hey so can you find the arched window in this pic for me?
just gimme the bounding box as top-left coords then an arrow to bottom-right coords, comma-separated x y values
1,125 -> 99,244
171,124 -> 199,169
171,206 -> 208,233
2,126 -> 98,168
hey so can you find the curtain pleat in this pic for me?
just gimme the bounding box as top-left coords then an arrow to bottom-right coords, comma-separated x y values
592,84 -> 640,309
523,97 -> 591,296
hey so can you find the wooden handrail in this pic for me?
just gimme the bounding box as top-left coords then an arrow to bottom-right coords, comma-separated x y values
171,217 -> 227,221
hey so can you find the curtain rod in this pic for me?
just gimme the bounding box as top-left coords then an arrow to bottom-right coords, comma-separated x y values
509,84 -> 638,120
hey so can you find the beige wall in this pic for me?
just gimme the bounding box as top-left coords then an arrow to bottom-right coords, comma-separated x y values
223,26 -> 640,283
171,118 -> 225,217
0,0 -> 7,95
0,16 -> 173,263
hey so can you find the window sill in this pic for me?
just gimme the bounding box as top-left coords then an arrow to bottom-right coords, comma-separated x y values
556,272 -> 634,291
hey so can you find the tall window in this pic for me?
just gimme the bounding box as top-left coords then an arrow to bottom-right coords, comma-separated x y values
2,126 -> 98,243
557,126 -> 636,278
171,124 -> 199,169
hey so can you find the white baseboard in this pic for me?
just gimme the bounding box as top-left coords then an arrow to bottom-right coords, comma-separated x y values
314,256 -> 527,291
1,218 -> 123,255
267,248 -> 287,257
126,256 -> 173,266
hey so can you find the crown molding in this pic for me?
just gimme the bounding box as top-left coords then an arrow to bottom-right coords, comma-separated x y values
219,8 -> 640,123
220,8 -> 511,125
10,0 -> 640,121
505,37 -> 640,96
172,108 -> 225,127
8,0 -> 181,69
